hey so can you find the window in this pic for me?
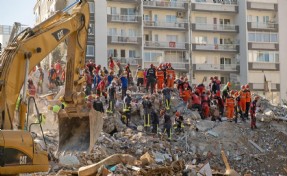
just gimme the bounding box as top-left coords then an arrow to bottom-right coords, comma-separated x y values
194,36 -> 207,44
129,50 -> 136,58
108,28 -> 117,36
167,35 -> 178,42
248,51 -> 279,63
88,23 -> 94,35
107,49 -> 117,57
121,50 -> 125,58
144,52 -> 163,62
88,2 -> 95,13
121,8 -> 135,15
154,34 -> 159,42
86,45 -> 95,57
111,7 -> 117,14
166,15 -> 177,23
128,29 -> 136,37
144,15 -> 150,21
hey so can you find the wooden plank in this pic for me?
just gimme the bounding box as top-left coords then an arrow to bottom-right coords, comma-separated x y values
248,140 -> 265,152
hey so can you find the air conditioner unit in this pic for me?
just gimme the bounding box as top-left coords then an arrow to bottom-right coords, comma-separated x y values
176,11 -> 184,18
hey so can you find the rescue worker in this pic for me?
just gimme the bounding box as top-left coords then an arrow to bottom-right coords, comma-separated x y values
239,85 -> 247,119
125,64 -> 131,85
180,84 -> 192,106
146,64 -> 156,94
123,90 -> 132,126
120,72 -> 128,100
222,82 -> 231,103
191,89 -> 202,117
201,90 -> 210,119
151,108 -> 159,134
225,90 -> 235,121
96,77 -> 107,103
142,95 -> 152,131
250,96 -> 259,129
93,95 -> 104,113
86,59 -> 96,76
245,84 -> 251,119
156,65 -> 165,91
166,63 -> 175,89
136,65 -> 145,91
107,81 -> 117,113
174,111 -> 184,133
213,90 -> 224,116
161,83 -> 171,110
234,91 -> 245,123
160,109 -> 172,141
107,71 -> 114,86
109,56 -> 115,71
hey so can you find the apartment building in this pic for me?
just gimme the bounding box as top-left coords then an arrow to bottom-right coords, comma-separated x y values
34,0 -> 287,104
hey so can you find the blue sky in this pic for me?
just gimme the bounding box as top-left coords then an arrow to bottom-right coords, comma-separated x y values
0,0 -> 35,27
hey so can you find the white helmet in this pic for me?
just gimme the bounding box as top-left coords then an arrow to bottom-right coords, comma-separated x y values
126,90 -> 131,95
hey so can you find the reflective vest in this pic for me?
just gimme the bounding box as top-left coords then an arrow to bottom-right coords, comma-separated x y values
137,69 -> 144,78
226,97 -> 235,107
240,91 -> 247,101
245,90 -> 251,102
156,70 -> 164,80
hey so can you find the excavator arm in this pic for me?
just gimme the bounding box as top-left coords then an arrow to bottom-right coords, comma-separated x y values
0,0 -> 103,153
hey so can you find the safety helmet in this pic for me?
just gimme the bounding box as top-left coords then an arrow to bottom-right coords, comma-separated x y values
175,111 -> 180,116
227,82 -> 231,87
160,109 -> 166,116
126,90 -> 131,95
241,85 -> 246,90
245,84 -> 249,89
59,96 -> 64,102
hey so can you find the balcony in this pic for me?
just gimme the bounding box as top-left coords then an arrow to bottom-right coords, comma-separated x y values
193,64 -> 239,72
107,0 -> 141,3
247,1 -> 278,11
113,57 -> 142,66
192,23 -> 239,33
192,44 -> 239,53
191,1 -> 238,13
144,41 -> 188,50
248,42 -> 279,51
107,14 -> 142,24
144,20 -> 188,30
143,1 -> 188,10
144,61 -> 189,70
249,83 -> 280,91
248,62 -> 279,71
107,36 -> 142,45
247,22 -> 278,32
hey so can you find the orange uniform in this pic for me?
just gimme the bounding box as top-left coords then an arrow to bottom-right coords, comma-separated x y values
239,90 -> 247,112
181,89 -> 192,103
156,69 -> 164,90
225,96 -> 235,119
166,68 -> 175,88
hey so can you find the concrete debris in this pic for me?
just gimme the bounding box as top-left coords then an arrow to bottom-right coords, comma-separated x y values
58,155 -> 80,166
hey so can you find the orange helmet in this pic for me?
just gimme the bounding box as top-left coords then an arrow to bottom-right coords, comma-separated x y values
175,111 -> 180,116
245,84 -> 249,89
227,82 -> 231,87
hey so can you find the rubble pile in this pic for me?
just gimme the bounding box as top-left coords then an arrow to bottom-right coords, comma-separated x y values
33,92 -> 287,176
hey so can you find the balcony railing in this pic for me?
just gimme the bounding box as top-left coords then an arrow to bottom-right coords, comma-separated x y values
192,1 -> 238,13
193,64 -> 238,71
247,22 -> 278,31
143,1 -> 186,9
192,43 -> 239,52
108,35 -> 141,44
144,61 -> 189,70
145,41 -> 188,50
192,23 -> 238,32
248,62 -> 279,71
144,20 -> 188,29
113,57 -> 142,65
108,14 -> 141,23
248,42 -> 279,51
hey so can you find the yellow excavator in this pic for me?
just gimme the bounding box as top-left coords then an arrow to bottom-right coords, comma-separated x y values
0,0 -> 103,175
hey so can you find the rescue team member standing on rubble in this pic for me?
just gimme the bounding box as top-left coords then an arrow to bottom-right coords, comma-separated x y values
250,96 -> 260,129
151,108 -> 159,134
160,109 -> 172,141
222,82 -> 231,103
107,81 -> 117,113
245,84 -> 251,118
166,63 -> 175,89
136,65 -> 144,92
146,64 -> 156,94
156,65 -> 164,91
120,72 -> 128,100
162,84 -> 172,110
142,95 -> 152,131
239,85 -> 247,120
123,90 -> 132,126
225,90 -> 235,121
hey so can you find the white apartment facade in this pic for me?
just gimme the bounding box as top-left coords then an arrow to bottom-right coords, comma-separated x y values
33,0 -> 287,104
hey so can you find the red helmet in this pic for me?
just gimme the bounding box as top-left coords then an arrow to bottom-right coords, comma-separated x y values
241,85 -> 246,90
175,111 -> 180,116
245,84 -> 249,89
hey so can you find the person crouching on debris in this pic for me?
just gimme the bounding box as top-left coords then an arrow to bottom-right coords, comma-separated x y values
174,111 -> 184,133
250,96 -> 260,129
123,90 -> 132,126
160,109 -> 172,141
93,95 -> 104,113
151,108 -> 159,134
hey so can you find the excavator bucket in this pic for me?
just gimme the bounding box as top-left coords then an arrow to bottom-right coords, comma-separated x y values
57,108 -> 103,152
